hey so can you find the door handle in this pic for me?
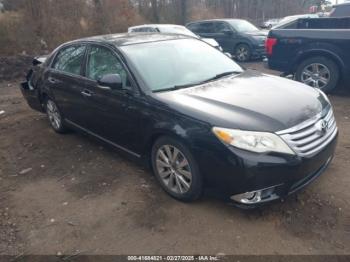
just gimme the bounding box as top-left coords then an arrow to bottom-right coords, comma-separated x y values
81,89 -> 94,97
48,77 -> 57,84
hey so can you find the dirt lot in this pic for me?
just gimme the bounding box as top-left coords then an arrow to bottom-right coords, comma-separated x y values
0,60 -> 349,256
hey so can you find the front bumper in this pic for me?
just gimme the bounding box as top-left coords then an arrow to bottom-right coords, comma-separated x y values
195,132 -> 338,207
252,46 -> 266,58
230,155 -> 333,207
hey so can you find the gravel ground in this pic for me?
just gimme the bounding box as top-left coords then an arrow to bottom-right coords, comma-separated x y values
0,60 -> 349,256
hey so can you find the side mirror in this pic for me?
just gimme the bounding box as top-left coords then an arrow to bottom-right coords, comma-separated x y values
98,74 -> 123,90
225,52 -> 232,59
222,29 -> 234,36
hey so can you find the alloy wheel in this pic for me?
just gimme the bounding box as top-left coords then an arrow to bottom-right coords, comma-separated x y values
236,46 -> 249,61
156,145 -> 192,194
46,100 -> 62,130
301,63 -> 330,89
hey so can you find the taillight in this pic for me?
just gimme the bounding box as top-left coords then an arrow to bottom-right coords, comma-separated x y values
265,38 -> 277,56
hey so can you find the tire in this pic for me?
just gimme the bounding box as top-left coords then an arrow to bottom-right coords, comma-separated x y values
45,98 -> 67,133
295,56 -> 339,93
151,136 -> 203,202
234,44 -> 251,62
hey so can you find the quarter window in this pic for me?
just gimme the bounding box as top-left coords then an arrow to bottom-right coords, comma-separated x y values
86,46 -> 128,87
52,45 -> 86,75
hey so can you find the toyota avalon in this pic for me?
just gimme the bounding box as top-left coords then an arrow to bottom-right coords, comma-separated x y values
20,33 -> 338,207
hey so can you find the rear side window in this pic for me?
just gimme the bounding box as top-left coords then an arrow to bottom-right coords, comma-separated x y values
188,22 -> 214,33
132,27 -> 157,32
52,45 -> 86,75
145,27 -> 158,32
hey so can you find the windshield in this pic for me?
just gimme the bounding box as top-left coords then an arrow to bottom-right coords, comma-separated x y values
159,26 -> 199,38
228,20 -> 259,32
121,39 -> 243,92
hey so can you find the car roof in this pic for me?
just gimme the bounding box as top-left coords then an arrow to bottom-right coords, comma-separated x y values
284,14 -> 318,19
129,24 -> 185,29
67,33 -> 190,47
187,19 -> 246,25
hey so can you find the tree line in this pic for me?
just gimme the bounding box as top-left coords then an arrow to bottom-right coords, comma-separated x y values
0,0 -> 330,55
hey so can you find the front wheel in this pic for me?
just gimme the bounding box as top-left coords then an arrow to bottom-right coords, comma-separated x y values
234,44 -> 251,62
295,56 -> 339,93
45,98 -> 67,133
151,136 -> 203,202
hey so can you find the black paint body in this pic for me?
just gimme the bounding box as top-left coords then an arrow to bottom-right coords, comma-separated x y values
20,34 -> 337,203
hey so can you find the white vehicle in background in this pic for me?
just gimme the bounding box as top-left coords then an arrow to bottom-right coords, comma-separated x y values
128,24 -> 223,51
272,14 -> 319,29
261,18 -> 281,29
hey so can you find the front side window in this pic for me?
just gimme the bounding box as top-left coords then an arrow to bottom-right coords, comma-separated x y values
228,20 -> 258,32
86,45 -> 128,87
52,45 -> 86,75
215,22 -> 232,33
122,38 -> 243,92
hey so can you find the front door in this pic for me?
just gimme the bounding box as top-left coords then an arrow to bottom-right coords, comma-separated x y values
80,44 -> 141,154
212,22 -> 237,54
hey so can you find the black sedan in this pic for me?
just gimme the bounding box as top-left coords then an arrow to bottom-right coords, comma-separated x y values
21,33 -> 338,207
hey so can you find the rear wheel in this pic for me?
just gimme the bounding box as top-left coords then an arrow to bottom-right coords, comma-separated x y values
295,56 -> 339,93
234,44 -> 251,62
45,98 -> 67,133
151,136 -> 203,202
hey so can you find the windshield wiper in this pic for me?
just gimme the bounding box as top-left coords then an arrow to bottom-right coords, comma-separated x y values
153,71 -> 241,93
153,83 -> 199,93
200,71 -> 241,84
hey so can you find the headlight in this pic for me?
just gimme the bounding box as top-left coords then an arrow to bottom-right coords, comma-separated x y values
212,127 -> 295,155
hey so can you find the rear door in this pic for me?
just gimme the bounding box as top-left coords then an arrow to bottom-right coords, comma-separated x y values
46,44 -> 88,126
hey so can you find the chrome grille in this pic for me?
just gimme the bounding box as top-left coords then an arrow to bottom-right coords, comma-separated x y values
276,108 -> 338,157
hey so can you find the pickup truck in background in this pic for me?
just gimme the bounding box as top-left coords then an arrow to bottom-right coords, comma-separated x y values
266,18 -> 350,93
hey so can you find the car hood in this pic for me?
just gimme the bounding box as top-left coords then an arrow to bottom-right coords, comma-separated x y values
201,38 -> 219,47
154,70 -> 329,132
245,30 -> 268,37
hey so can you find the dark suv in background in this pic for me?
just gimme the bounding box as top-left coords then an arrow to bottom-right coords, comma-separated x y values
186,19 -> 267,62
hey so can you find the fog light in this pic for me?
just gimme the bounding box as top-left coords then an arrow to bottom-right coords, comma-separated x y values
231,185 -> 279,204
232,191 -> 262,204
